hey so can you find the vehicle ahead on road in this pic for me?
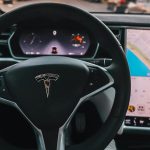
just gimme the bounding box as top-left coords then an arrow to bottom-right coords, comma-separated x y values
0,1 -> 149,150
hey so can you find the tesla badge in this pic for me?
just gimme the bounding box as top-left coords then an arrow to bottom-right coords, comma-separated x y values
35,73 -> 59,98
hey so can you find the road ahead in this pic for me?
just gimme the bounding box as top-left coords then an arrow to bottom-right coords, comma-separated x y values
0,0 -> 108,12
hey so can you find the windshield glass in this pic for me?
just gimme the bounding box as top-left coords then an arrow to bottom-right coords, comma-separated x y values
0,0 -> 150,14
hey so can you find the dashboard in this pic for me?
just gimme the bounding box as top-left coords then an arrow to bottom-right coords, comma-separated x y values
8,25 -> 150,129
1,14 -> 150,134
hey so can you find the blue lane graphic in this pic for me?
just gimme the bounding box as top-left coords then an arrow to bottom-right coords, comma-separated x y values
126,49 -> 150,77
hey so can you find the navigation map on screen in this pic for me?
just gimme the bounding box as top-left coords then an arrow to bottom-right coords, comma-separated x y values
125,29 -> 150,127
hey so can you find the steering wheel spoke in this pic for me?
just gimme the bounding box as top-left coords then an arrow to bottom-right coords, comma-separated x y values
82,62 -> 114,97
0,96 -> 45,150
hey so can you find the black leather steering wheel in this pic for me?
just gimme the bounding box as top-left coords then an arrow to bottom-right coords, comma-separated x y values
0,3 -> 130,150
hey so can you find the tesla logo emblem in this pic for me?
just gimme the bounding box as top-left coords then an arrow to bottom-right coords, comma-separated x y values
35,73 -> 59,98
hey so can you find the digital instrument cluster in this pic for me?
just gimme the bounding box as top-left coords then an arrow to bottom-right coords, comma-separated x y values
18,29 -> 90,56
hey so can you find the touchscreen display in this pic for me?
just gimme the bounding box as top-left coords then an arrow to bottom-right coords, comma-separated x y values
125,29 -> 150,127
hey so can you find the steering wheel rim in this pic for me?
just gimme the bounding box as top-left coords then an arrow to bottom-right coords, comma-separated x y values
0,3 -> 130,150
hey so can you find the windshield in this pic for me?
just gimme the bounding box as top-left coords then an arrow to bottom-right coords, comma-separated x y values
0,0 -> 150,14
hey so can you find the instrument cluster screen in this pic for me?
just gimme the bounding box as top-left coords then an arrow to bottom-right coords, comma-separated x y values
125,29 -> 150,127
19,29 -> 90,56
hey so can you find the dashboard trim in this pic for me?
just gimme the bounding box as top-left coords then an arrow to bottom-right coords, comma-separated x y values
124,125 -> 150,133
94,14 -> 150,26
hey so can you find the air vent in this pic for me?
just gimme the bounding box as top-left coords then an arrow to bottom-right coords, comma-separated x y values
0,27 -> 15,57
110,27 -> 125,50
0,30 -> 11,45
0,25 -> 16,45
111,28 -> 122,42
0,33 -> 10,45
95,27 -> 125,58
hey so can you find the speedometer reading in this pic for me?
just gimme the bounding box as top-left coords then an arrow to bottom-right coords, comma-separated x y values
71,33 -> 86,49
21,32 -> 42,55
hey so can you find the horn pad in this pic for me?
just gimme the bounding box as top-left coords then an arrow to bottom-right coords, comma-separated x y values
4,56 -> 89,129
35,73 -> 60,98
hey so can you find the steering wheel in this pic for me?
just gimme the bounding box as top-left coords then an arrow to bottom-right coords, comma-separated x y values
0,3 -> 130,150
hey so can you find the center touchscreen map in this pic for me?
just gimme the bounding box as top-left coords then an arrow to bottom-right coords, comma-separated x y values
125,29 -> 150,127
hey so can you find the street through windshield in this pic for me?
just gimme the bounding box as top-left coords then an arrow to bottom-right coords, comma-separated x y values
0,0 -> 150,14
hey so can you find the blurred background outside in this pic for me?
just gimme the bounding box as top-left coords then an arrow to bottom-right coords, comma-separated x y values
0,0 -> 150,14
